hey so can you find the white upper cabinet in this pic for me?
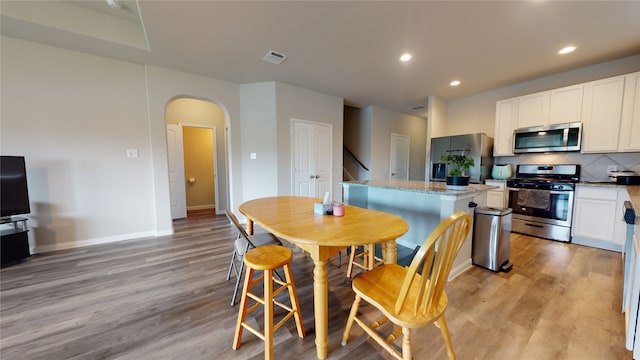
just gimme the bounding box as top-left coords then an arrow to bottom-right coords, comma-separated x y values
619,71 -> 640,152
581,75 -> 625,153
516,91 -> 550,129
516,85 -> 583,129
493,71 -> 636,155
549,84 -> 583,125
494,98 -> 518,156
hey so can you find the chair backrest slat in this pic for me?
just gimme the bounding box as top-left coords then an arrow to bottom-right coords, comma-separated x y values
394,212 -> 472,317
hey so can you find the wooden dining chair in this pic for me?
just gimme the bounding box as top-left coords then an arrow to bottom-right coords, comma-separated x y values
225,210 -> 283,306
341,211 -> 472,360
346,243 -> 385,278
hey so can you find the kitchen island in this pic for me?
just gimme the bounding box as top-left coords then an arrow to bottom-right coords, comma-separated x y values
342,180 -> 496,278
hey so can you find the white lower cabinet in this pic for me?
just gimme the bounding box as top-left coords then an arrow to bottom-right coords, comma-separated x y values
485,180 -> 508,208
572,185 -> 628,251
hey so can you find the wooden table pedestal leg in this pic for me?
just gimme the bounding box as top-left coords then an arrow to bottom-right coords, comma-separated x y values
384,240 -> 397,264
313,257 -> 328,359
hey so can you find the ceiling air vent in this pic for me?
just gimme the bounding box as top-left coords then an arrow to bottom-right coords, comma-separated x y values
263,50 -> 288,65
409,104 -> 425,111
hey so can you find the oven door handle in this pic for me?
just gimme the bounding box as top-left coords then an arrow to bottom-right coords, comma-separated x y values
523,223 -> 545,228
549,190 -> 572,195
508,189 -> 571,195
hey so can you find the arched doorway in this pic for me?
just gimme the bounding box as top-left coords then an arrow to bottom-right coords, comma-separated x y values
165,97 -> 229,219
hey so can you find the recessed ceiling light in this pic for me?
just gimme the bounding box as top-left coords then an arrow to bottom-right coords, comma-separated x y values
450,80 -> 461,87
400,53 -> 412,62
558,46 -> 576,55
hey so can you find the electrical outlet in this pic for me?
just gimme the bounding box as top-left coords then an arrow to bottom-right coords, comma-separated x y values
607,165 -> 618,172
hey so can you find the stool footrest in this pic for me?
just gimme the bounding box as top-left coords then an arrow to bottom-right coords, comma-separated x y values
246,292 -> 265,305
273,310 -> 297,333
240,322 -> 266,341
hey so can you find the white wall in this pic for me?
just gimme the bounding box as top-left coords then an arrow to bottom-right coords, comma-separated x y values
427,96 -> 448,138
238,82 -> 343,202
1,37 -> 243,252
1,37 -> 155,252
239,82 -> 279,200
275,82 -> 344,199
368,106 -> 427,181
446,54 -> 640,137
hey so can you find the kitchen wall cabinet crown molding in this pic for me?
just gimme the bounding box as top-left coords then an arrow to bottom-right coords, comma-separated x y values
619,71 -> 640,152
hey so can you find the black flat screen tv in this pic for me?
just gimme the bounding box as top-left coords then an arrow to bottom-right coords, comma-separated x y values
1,156 -> 31,219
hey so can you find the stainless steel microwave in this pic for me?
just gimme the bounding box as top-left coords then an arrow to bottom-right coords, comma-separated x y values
513,122 -> 582,153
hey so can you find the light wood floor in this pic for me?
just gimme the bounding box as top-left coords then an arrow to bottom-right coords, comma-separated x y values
1,210 -> 631,359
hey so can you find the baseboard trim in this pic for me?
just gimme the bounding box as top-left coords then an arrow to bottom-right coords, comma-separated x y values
32,230 -> 157,254
572,236 -> 623,252
448,258 -> 473,281
187,205 -> 215,211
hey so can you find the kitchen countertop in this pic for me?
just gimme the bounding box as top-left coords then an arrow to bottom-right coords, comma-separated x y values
342,179 -> 497,196
627,185 -> 640,224
577,182 -> 640,224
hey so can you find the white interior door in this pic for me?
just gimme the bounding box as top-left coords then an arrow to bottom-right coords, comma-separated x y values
313,124 -> 331,196
167,124 -> 187,219
390,133 -> 410,180
292,120 -> 332,198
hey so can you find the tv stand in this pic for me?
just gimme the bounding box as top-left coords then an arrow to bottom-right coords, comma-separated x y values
1,217 -> 30,267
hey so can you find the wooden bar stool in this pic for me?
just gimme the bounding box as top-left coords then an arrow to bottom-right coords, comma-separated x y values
346,243 -> 385,278
232,245 -> 305,359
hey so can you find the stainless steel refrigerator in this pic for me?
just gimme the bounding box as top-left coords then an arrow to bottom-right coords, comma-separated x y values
429,133 -> 493,183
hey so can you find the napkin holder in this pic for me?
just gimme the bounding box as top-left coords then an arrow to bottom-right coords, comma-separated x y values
314,202 -> 333,215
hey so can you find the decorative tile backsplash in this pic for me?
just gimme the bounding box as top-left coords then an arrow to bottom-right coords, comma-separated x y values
496,152 -> 640,181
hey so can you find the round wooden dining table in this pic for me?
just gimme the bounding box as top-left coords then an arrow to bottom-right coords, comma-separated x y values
239,196 -> 408,359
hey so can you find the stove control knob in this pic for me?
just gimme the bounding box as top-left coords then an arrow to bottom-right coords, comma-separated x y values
558,185 -> 564,190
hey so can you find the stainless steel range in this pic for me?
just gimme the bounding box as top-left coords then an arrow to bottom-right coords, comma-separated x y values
506,164 -> 580,242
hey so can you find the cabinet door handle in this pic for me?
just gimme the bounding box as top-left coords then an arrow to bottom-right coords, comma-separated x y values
310,175 -> 315,179
315,175 -> 320,179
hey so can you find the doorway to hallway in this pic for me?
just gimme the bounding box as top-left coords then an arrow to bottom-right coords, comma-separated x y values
166,97 -> 227,220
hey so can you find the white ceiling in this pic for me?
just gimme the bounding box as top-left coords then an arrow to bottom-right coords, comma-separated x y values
2,1 -> 639,116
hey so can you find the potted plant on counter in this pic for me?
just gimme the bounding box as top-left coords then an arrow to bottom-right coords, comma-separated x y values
440,152 -> 475,188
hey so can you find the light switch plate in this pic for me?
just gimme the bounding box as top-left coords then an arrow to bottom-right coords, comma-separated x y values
127,149 -> 138,158
250,152 -> 257,160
